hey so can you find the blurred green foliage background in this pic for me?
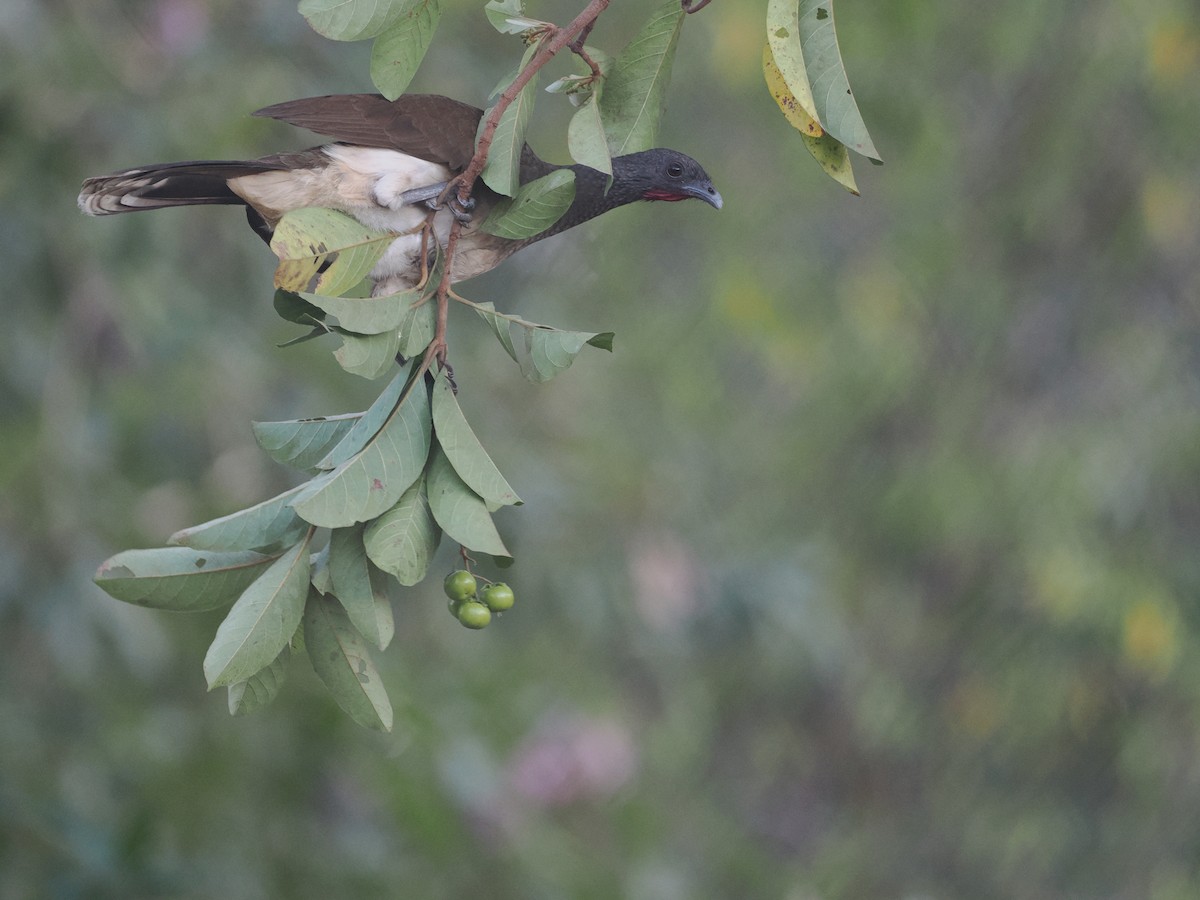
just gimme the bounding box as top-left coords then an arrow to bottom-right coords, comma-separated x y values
3,0 -> 1199,896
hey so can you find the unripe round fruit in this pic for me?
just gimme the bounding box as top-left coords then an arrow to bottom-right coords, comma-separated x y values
457,601 -> 492,630
443,570 -> 477,602
480,583 -> 515,612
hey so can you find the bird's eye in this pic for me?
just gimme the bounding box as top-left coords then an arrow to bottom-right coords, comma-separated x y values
667,162 -> 684,178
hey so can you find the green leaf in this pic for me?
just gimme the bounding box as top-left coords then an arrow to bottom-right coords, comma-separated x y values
227,643 -> 291,716
797,0 -> 880,161
274,289 -> 326,325
327,524 -> 389,649
370,0 -> 440,100
473,300 -> 520,363
291,374 -> 432,528
763,43 -> 857,194
304,591 -> 393,731
310,545 -> 334,595
169,486 -> 309,553
523,327 -> 612,382
203,533 -> 314,689
302,288 -> 420,335
599,0 -> 686,155
468,298 -> 612,382
484,0 -> 545,35
766,0 -> 819,124
299,0 -> 411,41
363,479 -> 441,586
426,447 -> 510,558
399,293 -> 437,358
253,413 -> 361,472
431,367 -> 521,509
479,44 -> 539,197
94,548 -> 280,612
372,572 -> 396,651
568,92 -> 613,180
319,366 -> 411,470
334,328 -> 402,380
271,209 -> 393,297
480,169 -> 576,239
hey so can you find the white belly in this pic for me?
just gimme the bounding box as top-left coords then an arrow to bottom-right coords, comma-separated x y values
231,145 -> 458,294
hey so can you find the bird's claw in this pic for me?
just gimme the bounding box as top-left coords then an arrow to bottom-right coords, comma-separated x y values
400,181 -> 474,224
446,196 -> 474,224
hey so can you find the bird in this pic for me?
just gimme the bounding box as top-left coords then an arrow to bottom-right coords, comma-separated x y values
78,93 -> 723,296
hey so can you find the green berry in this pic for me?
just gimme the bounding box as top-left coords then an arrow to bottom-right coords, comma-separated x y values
443,570 -> 477,602
480,583 -> 515,612
457,601 -> 492,630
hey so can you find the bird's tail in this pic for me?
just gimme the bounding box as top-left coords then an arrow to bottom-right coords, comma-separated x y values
78,159 -> 284,216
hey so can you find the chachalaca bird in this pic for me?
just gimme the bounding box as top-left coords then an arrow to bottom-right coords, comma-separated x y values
78,93 -> 722,296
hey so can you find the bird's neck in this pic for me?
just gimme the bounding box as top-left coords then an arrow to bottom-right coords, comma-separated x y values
521,159 -> 646,244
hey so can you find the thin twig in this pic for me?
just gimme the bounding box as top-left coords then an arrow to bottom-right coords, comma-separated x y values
568,19 -> 602,79
681,0 -> 714,12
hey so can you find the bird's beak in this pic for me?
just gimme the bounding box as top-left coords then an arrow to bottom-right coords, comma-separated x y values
684,181 -> 724,210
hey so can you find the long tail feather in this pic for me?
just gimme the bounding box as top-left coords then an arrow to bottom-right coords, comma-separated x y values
77,160 -> 284,216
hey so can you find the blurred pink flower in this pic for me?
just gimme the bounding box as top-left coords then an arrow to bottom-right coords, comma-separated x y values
628,530 -> 704,630
508,715 -> 638,807
155,0 -> 209,56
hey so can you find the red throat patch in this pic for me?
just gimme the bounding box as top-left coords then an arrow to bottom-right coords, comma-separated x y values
642,189 -> 690,202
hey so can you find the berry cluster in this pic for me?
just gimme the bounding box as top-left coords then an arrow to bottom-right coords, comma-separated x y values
443,570 -> 515,629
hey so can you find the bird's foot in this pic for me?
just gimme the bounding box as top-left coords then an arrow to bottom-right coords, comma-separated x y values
401,181 -> 475,224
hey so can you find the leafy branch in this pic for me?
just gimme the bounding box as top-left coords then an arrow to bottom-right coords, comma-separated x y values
94,0 -> 882,729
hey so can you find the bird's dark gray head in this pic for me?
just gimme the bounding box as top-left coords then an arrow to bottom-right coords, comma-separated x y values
611,148 -> 723,210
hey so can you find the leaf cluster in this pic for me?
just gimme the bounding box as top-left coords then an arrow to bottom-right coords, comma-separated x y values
96,361 -> 526,730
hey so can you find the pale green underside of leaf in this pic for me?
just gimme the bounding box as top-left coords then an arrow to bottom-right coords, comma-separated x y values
363,479 -> 440,586
271,208 -> 393,296
169,485 -> 309,553
431,367 -> 521,509
290,374 -> 432,528
302,288 -> 420,336
335,328 -> 402,379
310,544 -> 335,596
253,413 -> 361,473
768,0 -> 880,162
327,524 -> 390,649
370,0 -> 440,100
484,0 -> 522,32
568,92 -> 613,179
480,169 -> 576,239
320,366 -> 411,470
797,0 -> 880,161
523,327 -> 613,383
599,0 -> 686,156
228,643 -> 291,716
426,446 -> 510,558
203,534 -> 313,689
480,44 -> 539,197
304,591 -> 393,732
299,0 -> 413,42
767,0 -> 818,123
763,43 -> 858,194
94,548 -> 280,612
469,299 -> 613,383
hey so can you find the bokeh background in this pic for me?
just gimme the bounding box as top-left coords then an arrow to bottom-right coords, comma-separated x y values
3,0 -> 1200,896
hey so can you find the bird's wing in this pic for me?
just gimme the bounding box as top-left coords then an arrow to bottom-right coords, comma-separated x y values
253,94 -> 484,172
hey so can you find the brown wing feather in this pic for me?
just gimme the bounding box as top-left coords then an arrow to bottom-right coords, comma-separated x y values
252,94 -> 484,172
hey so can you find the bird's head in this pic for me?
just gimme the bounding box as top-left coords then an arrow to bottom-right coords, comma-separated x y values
612,148 -> 723,210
